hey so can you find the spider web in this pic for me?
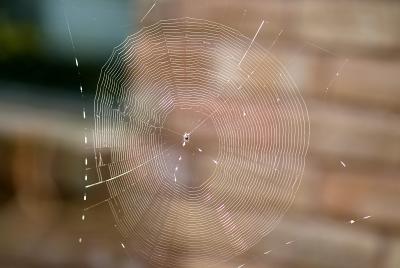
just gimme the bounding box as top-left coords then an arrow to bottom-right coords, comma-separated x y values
87,17 -> 309,267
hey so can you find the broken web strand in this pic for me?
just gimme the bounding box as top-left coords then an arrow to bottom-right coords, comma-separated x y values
62,2 -> 88,245
233,213 -> 373,268
280,36 -> 350,179
283,40 -> 350,100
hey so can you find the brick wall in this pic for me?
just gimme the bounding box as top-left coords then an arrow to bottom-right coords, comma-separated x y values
0,0 -> 399,267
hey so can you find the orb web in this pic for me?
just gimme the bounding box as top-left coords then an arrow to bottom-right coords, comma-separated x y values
92,17 -> 309,267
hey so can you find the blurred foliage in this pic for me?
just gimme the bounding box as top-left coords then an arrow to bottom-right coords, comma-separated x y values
0,20 -> 39,59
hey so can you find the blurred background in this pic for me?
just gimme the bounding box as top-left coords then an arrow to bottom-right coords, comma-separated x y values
0,0 -> 399,267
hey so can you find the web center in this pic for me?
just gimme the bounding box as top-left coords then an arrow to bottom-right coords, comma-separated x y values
160,108 -> 219,188
182,132 -> 190,146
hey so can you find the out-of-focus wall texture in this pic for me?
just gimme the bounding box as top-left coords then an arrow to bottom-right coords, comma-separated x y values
0,0 -> 399,267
